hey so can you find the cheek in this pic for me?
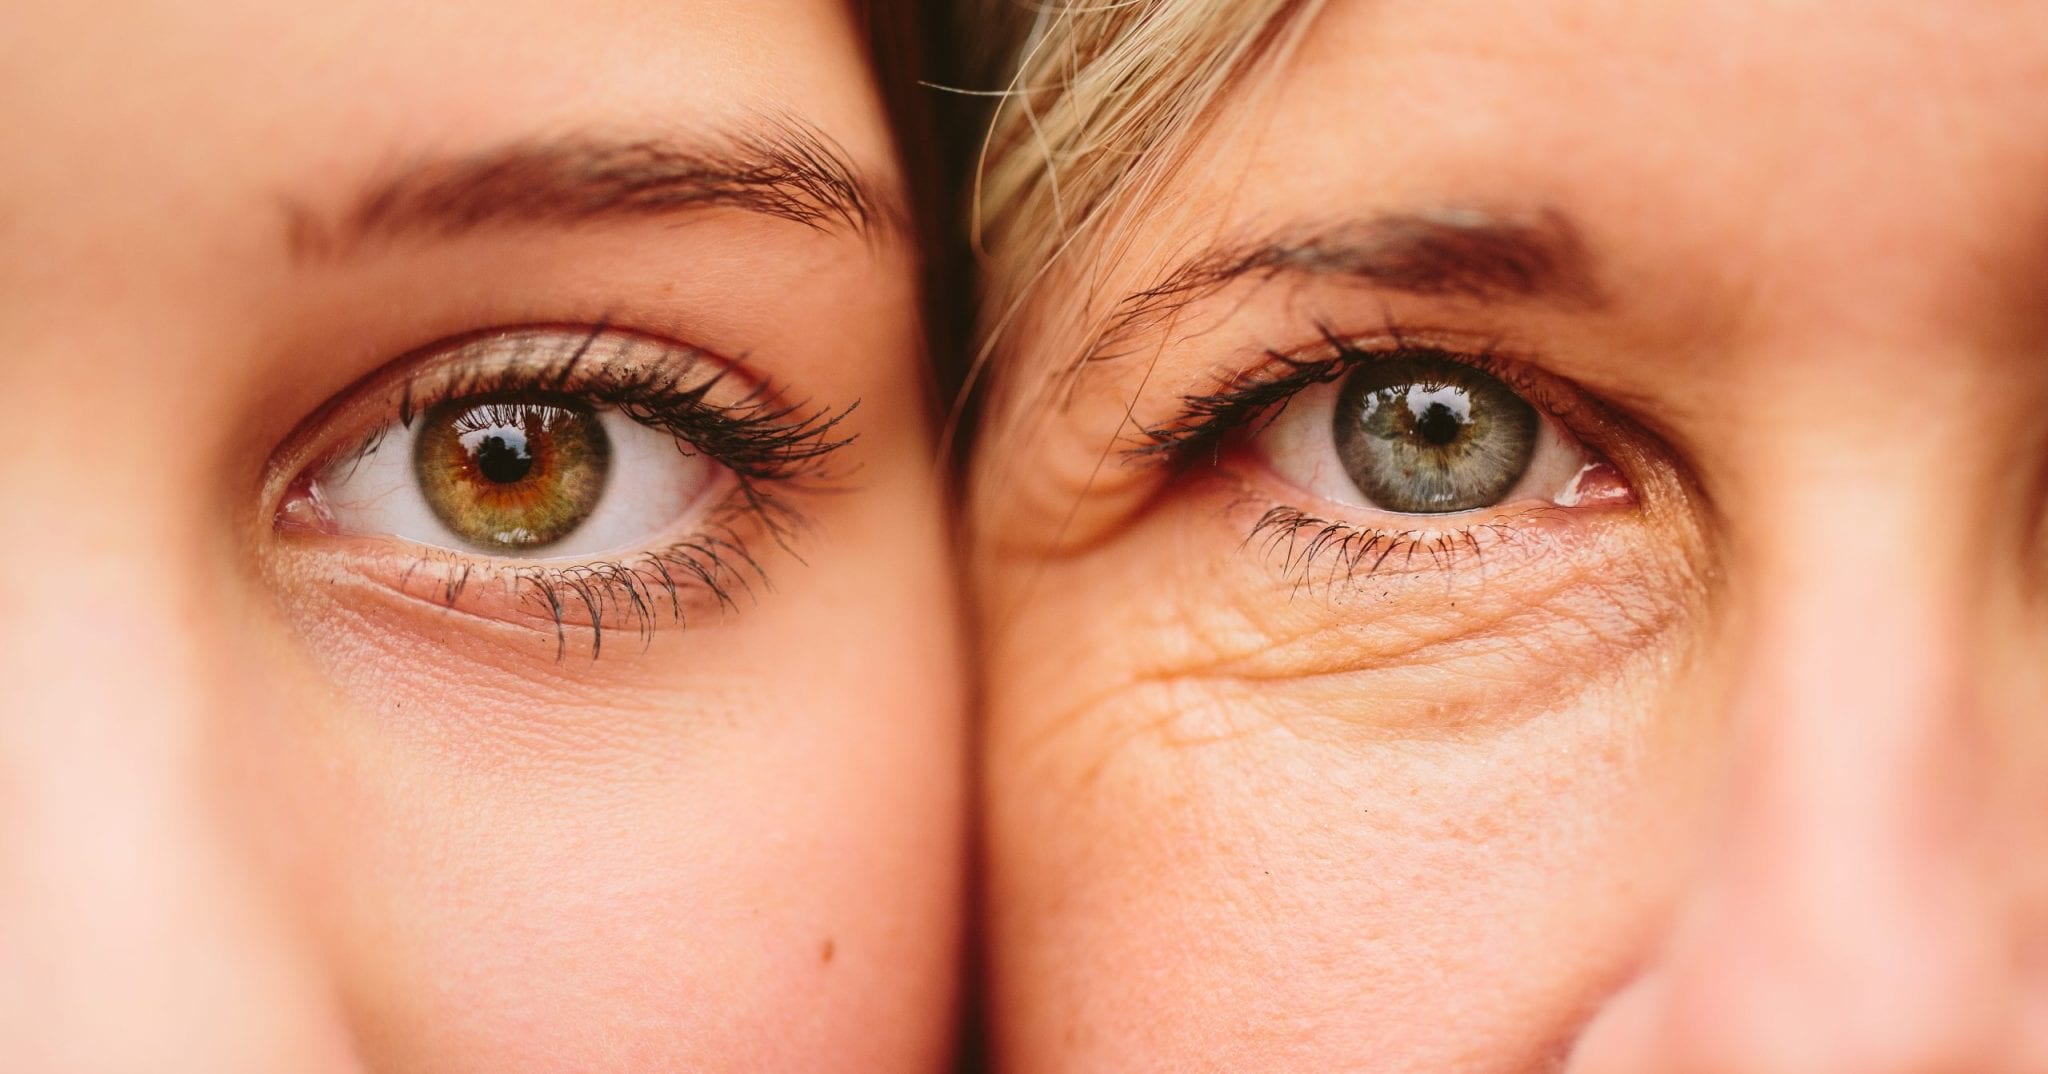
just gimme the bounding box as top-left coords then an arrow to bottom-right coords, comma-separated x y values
334,752 -> 905,1069
252,481 -> 965,1071
989,646 -> 1723,1070
981,483 -> 1715,1069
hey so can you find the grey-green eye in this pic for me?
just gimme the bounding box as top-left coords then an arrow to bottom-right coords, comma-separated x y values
1331,355 -> 1538,514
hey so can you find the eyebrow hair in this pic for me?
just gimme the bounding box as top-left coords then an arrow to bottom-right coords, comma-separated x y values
286,119 -> 905,261
1088,208 -> 1602,363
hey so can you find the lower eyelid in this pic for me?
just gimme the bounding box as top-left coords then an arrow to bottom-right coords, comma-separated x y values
271,481 -> 778,659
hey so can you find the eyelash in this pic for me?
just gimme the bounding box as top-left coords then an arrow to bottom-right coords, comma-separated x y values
1132,322 -> 1596,588
291,325 -> 856,657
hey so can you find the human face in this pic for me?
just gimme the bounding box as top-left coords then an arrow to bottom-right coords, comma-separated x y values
0,2 -> 961,1070
975,1 -> 2048,1069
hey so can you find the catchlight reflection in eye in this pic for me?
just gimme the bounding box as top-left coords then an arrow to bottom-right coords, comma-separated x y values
413,394 -> 613,550
1262,351 -> 1622,515
314,390 -> 710,559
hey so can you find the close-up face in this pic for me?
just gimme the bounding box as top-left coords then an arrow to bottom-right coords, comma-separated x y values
0,2 -> 962,1070
975,1 -> 2048,1069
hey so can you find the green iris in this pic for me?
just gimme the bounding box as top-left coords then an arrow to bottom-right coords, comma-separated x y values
1332,355 -> 1537,513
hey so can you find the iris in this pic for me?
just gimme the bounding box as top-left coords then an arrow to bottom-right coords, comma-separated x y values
1332,355 -> 1537,513
413,394 -> 612,550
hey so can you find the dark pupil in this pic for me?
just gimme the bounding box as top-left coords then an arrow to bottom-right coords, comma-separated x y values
1330,354 -> 1539,515
1413,400 -> 1464,446
473,429 -> 534,484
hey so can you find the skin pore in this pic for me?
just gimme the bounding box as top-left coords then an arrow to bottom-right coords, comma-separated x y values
974,1 -> 2048,1070
0,2 -> 962,1070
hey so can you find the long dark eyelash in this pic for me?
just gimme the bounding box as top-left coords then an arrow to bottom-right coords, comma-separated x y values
370,326 -> 857,659
394,326 -> 857,484
1130,322 -> 1491,466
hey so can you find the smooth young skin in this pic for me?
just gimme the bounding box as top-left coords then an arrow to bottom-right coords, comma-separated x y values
0,2 -> 962,1070
976,1 -> 2048,1069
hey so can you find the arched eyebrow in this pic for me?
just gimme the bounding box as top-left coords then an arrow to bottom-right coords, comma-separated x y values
286,119 -> 906,262
1087,208 -> 1603,363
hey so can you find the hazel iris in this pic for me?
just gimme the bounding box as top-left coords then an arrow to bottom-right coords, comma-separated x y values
1332,354 -> 1537,513
413,394 -> 611,550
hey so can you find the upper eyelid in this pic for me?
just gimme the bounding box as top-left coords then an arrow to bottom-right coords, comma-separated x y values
261,323 -> 853,516
266,325 -> 679,483
1130,324 -> 1556,464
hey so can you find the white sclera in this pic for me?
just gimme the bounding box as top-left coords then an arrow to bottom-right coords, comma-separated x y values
1259,376 -> 1594,514
317,408 -> 714,560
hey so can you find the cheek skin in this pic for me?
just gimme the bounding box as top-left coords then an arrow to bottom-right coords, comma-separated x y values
984,593 -> 1720,1071
253,441 -> 964,1071
989,462 -> 1696,742
979,458 -> 1711,1070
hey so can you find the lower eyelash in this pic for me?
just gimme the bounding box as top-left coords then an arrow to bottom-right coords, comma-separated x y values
1246,503 -> 1561,593
390,483 -> 797,660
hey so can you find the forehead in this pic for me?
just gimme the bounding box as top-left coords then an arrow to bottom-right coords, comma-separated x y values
1130,0 -> 2048,338
1263,2 -> 2048,195
0,0 -> 892,240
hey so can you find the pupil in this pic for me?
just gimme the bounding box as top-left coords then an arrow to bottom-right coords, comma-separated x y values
1414,401 -> 1464,446
474,431 -> 533,484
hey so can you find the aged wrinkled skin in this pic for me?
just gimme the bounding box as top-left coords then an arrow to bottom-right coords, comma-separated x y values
976,2 -> 2048,1070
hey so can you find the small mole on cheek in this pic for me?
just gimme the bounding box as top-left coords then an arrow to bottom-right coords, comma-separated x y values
820,938 -> 834,965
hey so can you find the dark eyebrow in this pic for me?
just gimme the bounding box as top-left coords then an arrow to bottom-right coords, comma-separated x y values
1091,208 -> 1602,361
286,119 -> 905,261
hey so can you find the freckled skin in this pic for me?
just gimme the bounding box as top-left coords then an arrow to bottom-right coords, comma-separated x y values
975,2 -> 2048,1070
0,2 -> 963,1071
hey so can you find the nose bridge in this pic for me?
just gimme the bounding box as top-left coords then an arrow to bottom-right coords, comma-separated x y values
1718,506 -> 1997,987
0,509 -> 358,1070
1643,428 -> 2017,1068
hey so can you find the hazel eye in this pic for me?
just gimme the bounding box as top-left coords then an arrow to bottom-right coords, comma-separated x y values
315,389 -> 711,559
1259,350 -> 1624,515
413,394 -> 613,550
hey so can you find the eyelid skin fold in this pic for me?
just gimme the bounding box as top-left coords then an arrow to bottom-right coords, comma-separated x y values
263,324 -> 858,658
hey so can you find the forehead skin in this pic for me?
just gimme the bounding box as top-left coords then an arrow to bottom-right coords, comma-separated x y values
978,2 -> 2048,1071
1247,0 -> 2048,325
0,1 -> 892,204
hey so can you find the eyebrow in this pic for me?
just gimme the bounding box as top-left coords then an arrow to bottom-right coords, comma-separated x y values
286,119 -> 905,261
1089,208 -> 1603,362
